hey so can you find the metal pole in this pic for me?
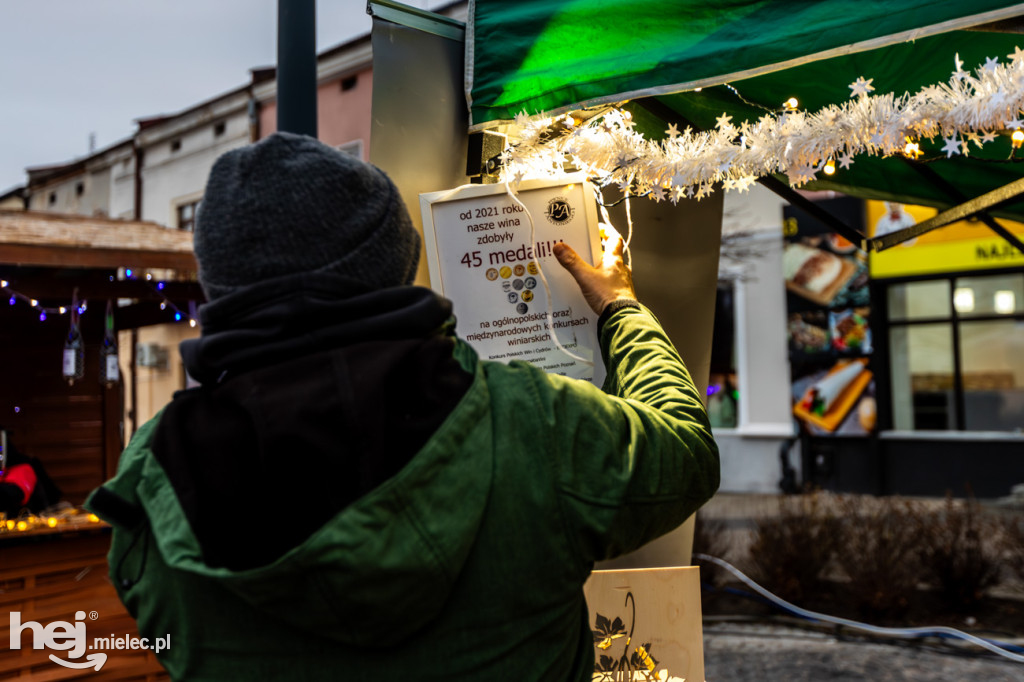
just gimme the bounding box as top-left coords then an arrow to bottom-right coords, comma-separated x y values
277,0 -> 318,137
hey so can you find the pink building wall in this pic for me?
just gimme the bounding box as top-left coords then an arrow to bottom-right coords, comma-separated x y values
258,69 -> 374,159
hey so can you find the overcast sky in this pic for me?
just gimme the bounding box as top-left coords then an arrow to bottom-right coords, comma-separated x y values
0,0 -> 444,193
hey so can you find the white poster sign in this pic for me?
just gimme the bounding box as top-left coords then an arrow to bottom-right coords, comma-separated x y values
420,175 -> 605,385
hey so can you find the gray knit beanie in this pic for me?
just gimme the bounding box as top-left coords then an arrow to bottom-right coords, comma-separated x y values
194,131 -> 420,300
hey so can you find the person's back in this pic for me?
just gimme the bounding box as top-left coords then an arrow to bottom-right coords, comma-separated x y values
87,132 -> 719,681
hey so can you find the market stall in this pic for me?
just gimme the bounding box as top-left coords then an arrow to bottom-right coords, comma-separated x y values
0,208 -> 200,679
460,0 -> 1024,496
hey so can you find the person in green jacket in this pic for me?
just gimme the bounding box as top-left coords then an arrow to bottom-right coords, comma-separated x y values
86,132 -> 719,681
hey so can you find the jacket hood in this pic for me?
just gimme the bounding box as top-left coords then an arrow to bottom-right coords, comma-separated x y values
88,279 -> 492,647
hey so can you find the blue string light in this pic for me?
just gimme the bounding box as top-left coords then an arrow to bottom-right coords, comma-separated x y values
2,272 -> 197,328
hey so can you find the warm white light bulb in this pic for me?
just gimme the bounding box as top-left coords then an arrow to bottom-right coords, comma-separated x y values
954,287 -> 975,313
823,159 -> 836,175
994,290 -> 1016,314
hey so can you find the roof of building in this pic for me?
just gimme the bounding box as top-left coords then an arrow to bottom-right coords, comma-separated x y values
24,138 -> 134,188
0,209 -> 195,270
0,185 -> 24,202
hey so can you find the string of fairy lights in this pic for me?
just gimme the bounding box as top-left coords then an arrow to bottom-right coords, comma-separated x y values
1,271 -> 197,327
2,269 -> 197,386
0,507 -> 105,534
501,48 -> 1024,203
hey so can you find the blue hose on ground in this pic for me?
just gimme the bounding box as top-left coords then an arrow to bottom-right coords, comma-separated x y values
693,553 -> 1024,663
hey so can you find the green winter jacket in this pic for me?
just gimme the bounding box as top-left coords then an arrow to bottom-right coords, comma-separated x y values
86,284 -> 718,681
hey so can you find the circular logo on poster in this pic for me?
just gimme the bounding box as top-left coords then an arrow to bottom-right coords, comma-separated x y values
545,197 -> 575,225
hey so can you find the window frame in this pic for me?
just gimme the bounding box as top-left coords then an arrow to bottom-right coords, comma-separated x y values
176,198 -> 201,232
878,266 -> 1024,432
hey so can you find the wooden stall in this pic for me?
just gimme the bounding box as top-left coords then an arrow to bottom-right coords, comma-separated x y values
0,209 -> 201,679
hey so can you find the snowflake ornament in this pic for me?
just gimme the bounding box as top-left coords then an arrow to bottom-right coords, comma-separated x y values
941,135 -> 961,157
849,77 -> 875,98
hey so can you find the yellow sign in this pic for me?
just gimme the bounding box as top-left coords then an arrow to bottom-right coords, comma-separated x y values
867,201 -> 1024,278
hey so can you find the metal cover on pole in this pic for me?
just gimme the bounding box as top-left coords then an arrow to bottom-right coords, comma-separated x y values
277,0 -> 318,137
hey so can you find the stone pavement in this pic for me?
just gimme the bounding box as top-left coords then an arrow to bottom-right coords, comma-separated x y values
703,621 -> 1024,681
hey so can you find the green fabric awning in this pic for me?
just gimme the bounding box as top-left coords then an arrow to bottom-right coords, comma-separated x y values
467,0 -> 1024,223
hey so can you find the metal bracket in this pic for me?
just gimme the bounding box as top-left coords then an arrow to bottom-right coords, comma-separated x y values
367,0 -> 465,41
889,158 -> 1024,255
868,174 -> 1024,251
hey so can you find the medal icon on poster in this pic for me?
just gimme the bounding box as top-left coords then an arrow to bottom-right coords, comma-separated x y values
521,289 -> 534,302
525,276 -> 537,289
499,266 -> 512,279
507,292 -> 518,304
485,268 -> 498,281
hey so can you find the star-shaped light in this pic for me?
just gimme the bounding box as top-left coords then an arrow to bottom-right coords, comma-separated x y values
723,178 -> 738,192
849,76 -> 875,98
1008,46 -> 1024,64
715,113 -> 733,130
788,163 -> 817,186
983,56 -> 1000,72
650,185 -> 666,202
838,152 -> 854,170
941,134 -> 961,158
617,179 -> 631,194
966,131 -> 983,149
514,111 -> 533,128
512,169 -> 525,185
736,176 -> 756,193
665,123 -> 681,139
980,130 -> 998,144
1006,119 -> 1024,130
686,186 -> 695,199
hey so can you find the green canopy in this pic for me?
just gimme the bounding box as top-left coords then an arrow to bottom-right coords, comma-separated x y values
467,0 -> 1024,227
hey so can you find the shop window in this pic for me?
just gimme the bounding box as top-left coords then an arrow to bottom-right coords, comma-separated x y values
887,271 -> 1024,432
889,324 -> 956,430
958,319 -> 1024,431
177,199 -> 201,232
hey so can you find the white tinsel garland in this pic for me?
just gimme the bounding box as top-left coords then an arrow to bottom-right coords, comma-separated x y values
501,49 -> 1024,203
